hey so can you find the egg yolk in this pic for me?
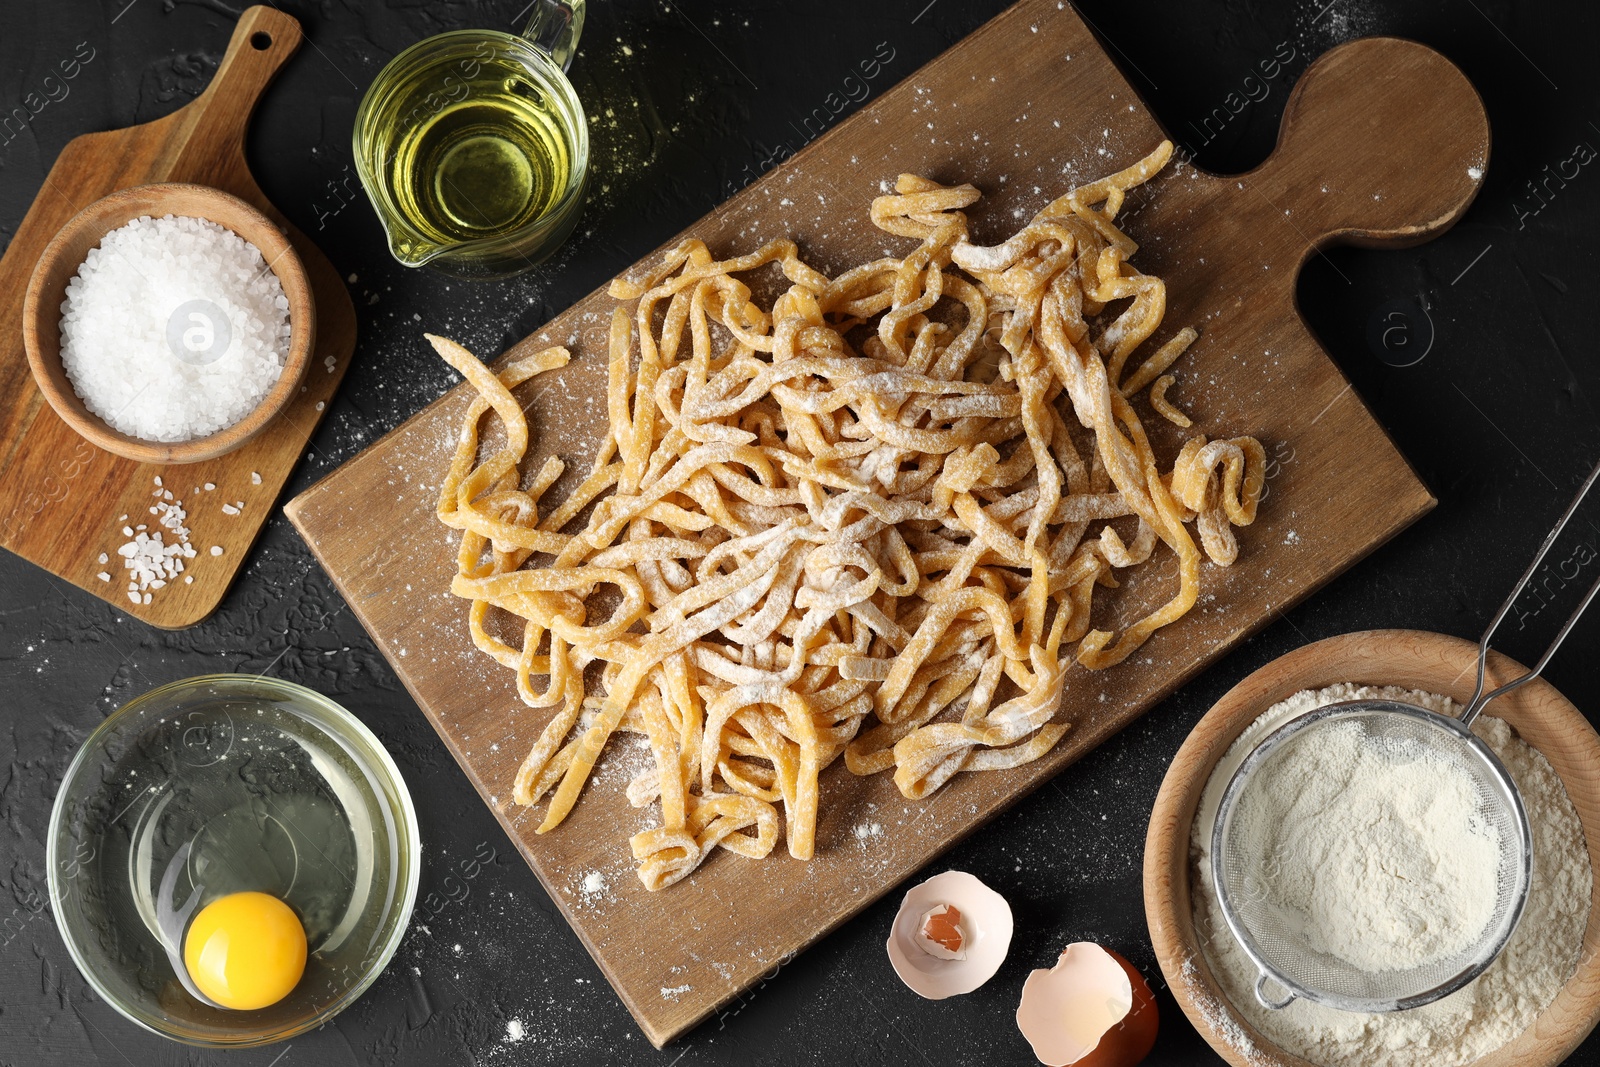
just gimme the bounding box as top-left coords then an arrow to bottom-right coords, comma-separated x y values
183,891 -> 307,1010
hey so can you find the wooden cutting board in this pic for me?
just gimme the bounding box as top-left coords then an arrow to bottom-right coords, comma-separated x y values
286,1 -> 1487,1046
0,6 -> 356,629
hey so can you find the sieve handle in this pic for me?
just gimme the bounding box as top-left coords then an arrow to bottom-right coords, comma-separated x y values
1462,456 -> 1600,726
1255,971 -> 1298,1011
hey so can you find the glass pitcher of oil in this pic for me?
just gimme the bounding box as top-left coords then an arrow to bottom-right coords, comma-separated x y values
353,1 -> 588,279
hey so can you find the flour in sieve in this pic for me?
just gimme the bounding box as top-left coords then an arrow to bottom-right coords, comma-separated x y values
1192,684 -> 1592,1067
1226,713 -> 1502,972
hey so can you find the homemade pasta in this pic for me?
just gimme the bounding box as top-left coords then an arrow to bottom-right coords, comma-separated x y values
431,140 -> 1265,889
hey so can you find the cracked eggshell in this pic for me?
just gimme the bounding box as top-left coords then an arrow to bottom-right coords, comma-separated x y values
886,870 -> 1013,999
1016,943 -> 1158,1067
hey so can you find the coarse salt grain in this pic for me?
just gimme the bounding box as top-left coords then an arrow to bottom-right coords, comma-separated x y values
114,495 -> 198,603
59,214 -> 290,443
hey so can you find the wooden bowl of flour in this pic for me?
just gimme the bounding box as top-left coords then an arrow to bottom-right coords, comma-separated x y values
1145,629 -> 1600,1067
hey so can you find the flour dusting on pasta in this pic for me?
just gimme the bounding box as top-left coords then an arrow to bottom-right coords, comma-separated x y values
432,140 -> 1265,889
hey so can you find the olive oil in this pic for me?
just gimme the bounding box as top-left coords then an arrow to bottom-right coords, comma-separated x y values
354,30 -> 589,278
388,86 -> 574,244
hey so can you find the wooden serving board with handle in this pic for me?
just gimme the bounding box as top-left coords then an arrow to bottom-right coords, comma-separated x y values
0,6 -> 356,628
286,1 -> 1487,1046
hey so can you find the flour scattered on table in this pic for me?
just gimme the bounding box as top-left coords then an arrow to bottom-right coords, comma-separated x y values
660,983 -> 691,999
505,1018 -> 526,1042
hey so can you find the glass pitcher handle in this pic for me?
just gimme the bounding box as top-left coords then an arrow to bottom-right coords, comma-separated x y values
522,0 -> 586,72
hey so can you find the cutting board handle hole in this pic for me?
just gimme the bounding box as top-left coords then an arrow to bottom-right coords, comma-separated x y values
251,31 -> 272,50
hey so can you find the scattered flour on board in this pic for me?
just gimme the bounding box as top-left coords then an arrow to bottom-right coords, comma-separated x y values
581,871 -> 607,897
661,984 -> 691,999
505,1018 -> 526,1042
1189,684 -> 1591,1067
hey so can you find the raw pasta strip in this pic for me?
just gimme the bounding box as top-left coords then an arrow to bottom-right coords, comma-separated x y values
429,139 -> 1266,889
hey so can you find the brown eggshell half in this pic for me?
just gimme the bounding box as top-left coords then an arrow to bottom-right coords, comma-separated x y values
1016,943 -> 1159,1067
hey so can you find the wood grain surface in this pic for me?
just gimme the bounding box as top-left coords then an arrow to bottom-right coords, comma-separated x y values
1145,629 -> 1600,1067
0,6 -> 356,629
286,1 -> 1487,1045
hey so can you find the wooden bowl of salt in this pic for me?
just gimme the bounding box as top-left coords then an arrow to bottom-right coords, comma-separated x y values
1145,629 -> 1600,1067
22,182 -> 314,465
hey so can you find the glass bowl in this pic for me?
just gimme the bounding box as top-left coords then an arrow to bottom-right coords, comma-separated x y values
47,675 -> 421,1047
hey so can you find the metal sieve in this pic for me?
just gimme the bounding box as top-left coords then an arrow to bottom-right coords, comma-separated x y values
1212,457 -> 1600,1014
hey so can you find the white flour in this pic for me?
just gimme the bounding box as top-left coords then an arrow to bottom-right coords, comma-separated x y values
1226,715 -> 1501,972
1191,685 -> 1592,1067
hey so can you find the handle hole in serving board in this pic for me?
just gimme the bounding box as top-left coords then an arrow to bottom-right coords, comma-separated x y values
251,31 -> 272,50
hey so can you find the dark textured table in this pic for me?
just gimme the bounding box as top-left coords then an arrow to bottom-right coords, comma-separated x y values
2,1 -> 1597,1064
